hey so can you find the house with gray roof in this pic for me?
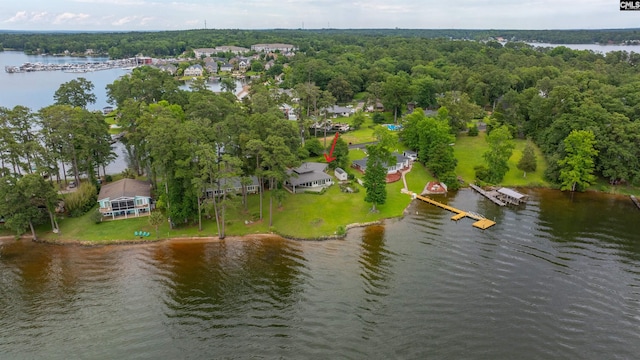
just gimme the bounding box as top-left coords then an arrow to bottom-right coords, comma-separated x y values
184,64 -> 204,77
206,176 -> 260,197
98,179 -> 152,220
204,57 -> 218,73
352,152 -> 410,175
285,162 -> 333,193
157,64 -> 177,75
324,105 -> 354,118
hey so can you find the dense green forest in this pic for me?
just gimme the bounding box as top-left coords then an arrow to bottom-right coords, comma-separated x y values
2,29 -> 640,237
2,28 -> 640,57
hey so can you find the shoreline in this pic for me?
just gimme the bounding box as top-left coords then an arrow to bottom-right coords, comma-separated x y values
2,186 -> 637,247
1,220 -> 386,247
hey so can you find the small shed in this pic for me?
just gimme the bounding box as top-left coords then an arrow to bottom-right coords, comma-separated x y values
335,167 -> 348,181
495,188 -> 528,205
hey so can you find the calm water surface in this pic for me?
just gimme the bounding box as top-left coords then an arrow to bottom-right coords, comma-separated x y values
0,51 -> 244,112
1,189 -> 639,359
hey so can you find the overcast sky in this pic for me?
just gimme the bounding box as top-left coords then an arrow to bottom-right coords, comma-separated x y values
0,0 -> 636,31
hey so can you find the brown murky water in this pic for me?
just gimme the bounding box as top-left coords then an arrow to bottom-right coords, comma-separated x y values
1,189 -> 639,359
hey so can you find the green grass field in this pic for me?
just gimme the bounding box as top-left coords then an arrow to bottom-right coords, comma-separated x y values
454,132 -> 549,187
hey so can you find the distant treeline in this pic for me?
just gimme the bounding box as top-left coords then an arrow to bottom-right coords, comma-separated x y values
1,28 -> 640,58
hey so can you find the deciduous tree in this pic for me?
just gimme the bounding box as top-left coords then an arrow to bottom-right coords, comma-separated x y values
482,125 -> 515,184
54,77 -> 96,109
517,142 -> 537,177
558,130 -> 598,192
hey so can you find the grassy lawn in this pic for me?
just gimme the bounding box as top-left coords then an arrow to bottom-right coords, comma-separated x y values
454,131 -> 549,187
224,156 -> 431,239
37,145 -> 434,242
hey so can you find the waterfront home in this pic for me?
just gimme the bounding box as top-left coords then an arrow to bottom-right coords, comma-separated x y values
184,64 -> 204,77
352,152 -> 410,183
220,63 -> 233,72
204,58 -> 218,73
285,162 -> 334,193
353,153 -> 410,174
98,179 -> 152,220
206,176 -> 260,197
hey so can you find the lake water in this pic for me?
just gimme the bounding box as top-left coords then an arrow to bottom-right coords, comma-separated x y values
0,51 -> 243,175
1,47 -> 640,358
1,188 -> 639,359
0,51 -> 245,112
527,42 -> 640,53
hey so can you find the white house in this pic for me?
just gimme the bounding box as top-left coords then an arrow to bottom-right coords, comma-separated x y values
184,64 -> 203,77
286,162 -> 334,193
98,179 -> 152,220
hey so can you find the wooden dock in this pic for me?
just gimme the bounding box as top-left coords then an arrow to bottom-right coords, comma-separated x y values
414,194 -> 496,229
632,195 -> 640,210
469,184 -> 506,206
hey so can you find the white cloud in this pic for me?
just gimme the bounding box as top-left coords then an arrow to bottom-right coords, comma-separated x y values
111,15 -> 155,26
5,11 -> 30,23
53,12 -> 91,25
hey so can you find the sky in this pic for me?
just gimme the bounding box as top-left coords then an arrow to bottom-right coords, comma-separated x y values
0,0 -> 637,31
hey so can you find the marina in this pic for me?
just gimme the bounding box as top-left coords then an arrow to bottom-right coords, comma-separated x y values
4,58 -> 145,73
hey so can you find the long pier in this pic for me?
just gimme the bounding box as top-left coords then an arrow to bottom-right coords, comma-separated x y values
469,184 -> 506,206
413,193 -> 496,229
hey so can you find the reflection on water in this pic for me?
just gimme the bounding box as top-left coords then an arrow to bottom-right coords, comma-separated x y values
1,189 -> 640,358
